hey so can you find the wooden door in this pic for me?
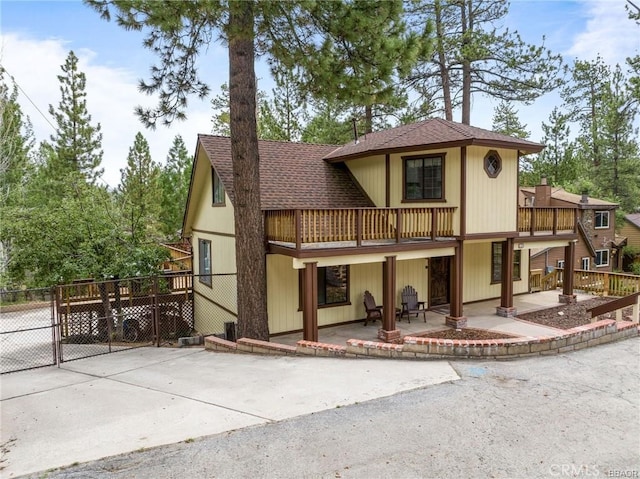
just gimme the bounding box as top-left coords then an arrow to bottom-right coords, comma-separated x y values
429,257 -> 450,307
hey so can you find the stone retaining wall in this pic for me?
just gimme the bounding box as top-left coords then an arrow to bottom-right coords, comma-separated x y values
204,319 -> 639,360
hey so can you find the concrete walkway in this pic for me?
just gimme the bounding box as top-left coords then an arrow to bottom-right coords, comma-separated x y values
0,347 -> 459,478
274,290 -> 590,346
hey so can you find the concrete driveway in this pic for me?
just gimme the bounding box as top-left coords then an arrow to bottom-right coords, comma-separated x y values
8,338 -> 638,479
1,347 -> 459,477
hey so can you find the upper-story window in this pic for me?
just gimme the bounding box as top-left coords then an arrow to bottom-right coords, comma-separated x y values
581,257 -> 590,270
212,168 -> 225,205
594,211 -> 609,229
484,150 -> 502,178
403,154 -> 444,201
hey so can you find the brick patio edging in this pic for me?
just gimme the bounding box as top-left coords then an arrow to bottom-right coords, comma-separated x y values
204,319 -> 639,359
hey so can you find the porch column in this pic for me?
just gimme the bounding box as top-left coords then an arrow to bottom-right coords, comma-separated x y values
378,256 -> 401,343
446,242 -> 467,328
302,262 -> 318,341
497,238 -> 517,317
560,241 -> 577,304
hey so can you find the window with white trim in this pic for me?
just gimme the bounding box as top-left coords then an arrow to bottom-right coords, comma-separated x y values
557,260 -> 565,269
594,211 -> 609,229
581,257 -> 590,270
595,249 -> 609,267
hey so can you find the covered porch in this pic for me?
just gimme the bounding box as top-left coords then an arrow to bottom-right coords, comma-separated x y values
272,290 -> 581,347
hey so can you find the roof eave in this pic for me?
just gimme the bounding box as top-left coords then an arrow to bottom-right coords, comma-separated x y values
323,138 -> 544,163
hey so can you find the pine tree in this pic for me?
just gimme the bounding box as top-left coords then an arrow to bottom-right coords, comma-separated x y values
86,0 -> 421,340
405,0 -> 563,124
0,69 -> 35,286
491,101 -> 530,139
159,135 -> 192,240
118,132 -> 162,245
48,51 -> 103,184
525,107 -> 580,188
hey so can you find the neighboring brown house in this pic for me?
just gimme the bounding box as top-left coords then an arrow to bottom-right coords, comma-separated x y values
521,180 -> 620,273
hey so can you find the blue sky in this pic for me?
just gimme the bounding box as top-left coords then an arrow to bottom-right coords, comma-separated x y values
1,0 -> 638,187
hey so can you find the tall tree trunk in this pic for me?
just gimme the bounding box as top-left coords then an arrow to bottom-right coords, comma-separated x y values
228,0 -> 269,341
364,105 -> 373,134
435,0 -> 453,121
461,0 -> 472,125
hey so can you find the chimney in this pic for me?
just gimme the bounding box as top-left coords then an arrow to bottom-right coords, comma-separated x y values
535,177 -> 552,207
580,192 -> 589,204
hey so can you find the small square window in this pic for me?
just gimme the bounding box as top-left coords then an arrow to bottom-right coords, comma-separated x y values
581,257 -> 590,270
484,150 -> 502,178
557,260 -> 565,269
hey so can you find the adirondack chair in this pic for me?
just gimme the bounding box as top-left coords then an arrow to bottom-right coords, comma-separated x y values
400,285 -> 427,323
363,290 -> 383,326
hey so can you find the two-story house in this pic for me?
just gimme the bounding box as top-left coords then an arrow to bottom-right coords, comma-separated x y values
521,180 -> 620,273
183,119 -> 580,343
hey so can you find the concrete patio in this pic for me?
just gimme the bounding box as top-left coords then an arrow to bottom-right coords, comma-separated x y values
271,290 -> 594,346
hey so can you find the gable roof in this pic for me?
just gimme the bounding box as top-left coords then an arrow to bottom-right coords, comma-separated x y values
323,118 -> 544,162
624,213 -> 640,229
197,134 -> 373,209
520,187 -> 618,208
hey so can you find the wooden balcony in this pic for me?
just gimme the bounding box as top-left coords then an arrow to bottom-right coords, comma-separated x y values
265,207 -> 456,250
517,207 -> 577,236
264,206 -> 577,253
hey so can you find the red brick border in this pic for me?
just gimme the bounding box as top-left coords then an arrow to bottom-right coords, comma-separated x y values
204,319 -> 639,360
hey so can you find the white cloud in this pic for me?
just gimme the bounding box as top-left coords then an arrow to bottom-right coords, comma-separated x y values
567,0 -> 640,66
1,33 -> 213,187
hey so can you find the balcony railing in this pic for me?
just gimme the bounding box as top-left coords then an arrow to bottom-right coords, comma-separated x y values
265,207 -> 456,247
265,206 -> 577,249
518,207 -> 577,235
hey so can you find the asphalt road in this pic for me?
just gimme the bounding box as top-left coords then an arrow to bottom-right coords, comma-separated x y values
20,338 -> 640,479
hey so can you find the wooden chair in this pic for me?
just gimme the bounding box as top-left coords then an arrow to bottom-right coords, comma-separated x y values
400,285 -> 427,323
363,290 -> 383,326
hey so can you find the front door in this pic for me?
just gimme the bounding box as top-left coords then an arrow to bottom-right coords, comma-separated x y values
429,256 -> 450,307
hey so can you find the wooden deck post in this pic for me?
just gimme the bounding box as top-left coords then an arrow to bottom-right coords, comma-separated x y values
378,256 -> 400,343
302,262 -> 318,342
560,241 -> 577,303
497,238 -> 516,317
446,242 -> 467,328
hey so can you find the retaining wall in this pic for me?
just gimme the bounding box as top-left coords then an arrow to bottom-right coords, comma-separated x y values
204,319 -> 639,360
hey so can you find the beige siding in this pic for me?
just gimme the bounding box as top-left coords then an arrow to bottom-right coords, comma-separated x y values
266,254 -> 302,334
193,292 -> 236,335
465,146 -> 518,234
345,155 -> 385,206
621,224 -> 640,249
463,241 -> 529,303
267,256 -> 428,334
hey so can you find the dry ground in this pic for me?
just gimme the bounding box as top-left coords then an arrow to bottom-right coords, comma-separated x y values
421,296 -> 633,340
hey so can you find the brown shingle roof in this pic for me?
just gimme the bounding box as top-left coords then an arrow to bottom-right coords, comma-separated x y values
323,118 -> 544,161
198,135 -> 373,209
520,187 -> 618,207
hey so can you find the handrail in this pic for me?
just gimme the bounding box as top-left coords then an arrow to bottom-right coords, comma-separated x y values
265,207 -> 456,246
586,292 -> 640,323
